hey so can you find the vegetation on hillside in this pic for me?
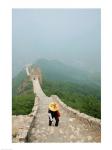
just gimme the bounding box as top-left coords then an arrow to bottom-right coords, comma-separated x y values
12,59 -> 101,118
12,77 -> 35,115
34,59 -> 100,86
12,70 -> 27,96
42,79 -> 101,119
12,91 -> 34,115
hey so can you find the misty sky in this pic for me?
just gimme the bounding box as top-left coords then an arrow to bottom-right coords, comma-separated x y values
12,9 -> 101,76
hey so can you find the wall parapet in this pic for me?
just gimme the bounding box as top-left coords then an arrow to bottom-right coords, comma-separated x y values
12,96 -> 39,143
51,95 -> 101,130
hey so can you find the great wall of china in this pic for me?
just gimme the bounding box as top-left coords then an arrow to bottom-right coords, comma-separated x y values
12,65 -> 101,143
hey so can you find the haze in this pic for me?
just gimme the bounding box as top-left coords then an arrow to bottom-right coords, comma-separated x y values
12,9 -> 101,77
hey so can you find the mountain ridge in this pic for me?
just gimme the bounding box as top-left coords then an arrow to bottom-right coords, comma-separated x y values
12,59 -> 101,118
33,58 -> 100,85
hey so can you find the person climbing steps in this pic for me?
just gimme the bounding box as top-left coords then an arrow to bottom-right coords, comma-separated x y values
48,102 -> 60,127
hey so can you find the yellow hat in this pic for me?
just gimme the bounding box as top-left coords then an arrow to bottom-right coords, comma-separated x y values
48,102 -> 59,112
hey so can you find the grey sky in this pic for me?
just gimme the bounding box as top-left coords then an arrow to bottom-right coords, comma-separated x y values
12,9 -> 101,76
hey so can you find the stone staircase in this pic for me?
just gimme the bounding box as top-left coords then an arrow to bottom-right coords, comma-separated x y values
27,77 -> 101,142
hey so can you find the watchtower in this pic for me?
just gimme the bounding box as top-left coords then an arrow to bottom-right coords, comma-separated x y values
31,67 -> 42,85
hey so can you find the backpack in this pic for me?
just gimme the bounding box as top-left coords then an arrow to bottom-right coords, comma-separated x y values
56,111 -> 60,117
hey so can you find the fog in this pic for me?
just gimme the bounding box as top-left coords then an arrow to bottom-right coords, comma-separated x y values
12,9 -> 101,77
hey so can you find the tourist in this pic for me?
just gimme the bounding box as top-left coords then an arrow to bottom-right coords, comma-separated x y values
48,102 -> 60,127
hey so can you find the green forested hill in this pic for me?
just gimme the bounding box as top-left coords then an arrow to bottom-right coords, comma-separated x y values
12,91 -> 35,115
12,69 -> 27,96
34,59 -> 100,86
12,72 -> 35,115
12,59 -> 101,118
42,80 -> 101,118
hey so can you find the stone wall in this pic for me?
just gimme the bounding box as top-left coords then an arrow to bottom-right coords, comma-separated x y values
51,95 -> 101,131
12,96 -> 39,143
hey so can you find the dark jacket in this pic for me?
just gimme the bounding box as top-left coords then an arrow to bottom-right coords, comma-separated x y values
48,109 -> 60,118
